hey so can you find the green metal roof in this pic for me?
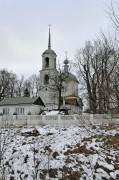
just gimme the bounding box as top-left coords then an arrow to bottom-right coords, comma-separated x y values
65,72 -> 79,83
0,97 -> 45,106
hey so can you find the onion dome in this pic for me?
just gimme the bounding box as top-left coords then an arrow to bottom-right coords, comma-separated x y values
64,59 -> 69,65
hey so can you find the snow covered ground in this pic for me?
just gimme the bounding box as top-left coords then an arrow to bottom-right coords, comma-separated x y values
1,123 -> 119,180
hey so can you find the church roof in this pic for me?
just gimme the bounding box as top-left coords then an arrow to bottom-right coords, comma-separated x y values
42,25 -> 56,56
65,72 -> 79,83
64,94 -> 83,107
0,97 -> 45,106
42,49 -> 56,55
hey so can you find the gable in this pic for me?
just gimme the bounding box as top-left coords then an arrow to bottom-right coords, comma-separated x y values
33,97 -> 45,106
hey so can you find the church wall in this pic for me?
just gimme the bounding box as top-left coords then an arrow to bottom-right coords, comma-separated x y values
38,90 -> 58,108
39,69 -> 58,86
62,81 -> 78,97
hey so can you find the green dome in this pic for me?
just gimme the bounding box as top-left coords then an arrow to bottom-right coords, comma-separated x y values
42,49 -> 56,55
64,59 -> 69,65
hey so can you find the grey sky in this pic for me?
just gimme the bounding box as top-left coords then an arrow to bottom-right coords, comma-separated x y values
0,0 -> 112,79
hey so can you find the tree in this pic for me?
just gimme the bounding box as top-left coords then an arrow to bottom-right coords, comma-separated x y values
74,34 -> 119,113
0,69 -> 26,100
24,87 -> 30,97
0,69 -> 40,100
23,74 -> 39,97
50,68 -> 69,110
16,75 -> 24,97
0,69 -> 12,100
8,72 -> 18,98
108,1 -> 119,32
110,63 -> 119,111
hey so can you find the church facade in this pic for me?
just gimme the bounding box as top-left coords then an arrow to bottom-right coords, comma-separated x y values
38,28 -> 83,115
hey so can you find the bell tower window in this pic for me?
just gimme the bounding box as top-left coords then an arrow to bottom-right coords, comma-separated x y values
54,58 -> 56,68
44,75 -> 49,84
45,57 -> 49,67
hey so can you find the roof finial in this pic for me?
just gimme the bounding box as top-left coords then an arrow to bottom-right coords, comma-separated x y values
64,51 -> 69,65
48,24 -> 51,49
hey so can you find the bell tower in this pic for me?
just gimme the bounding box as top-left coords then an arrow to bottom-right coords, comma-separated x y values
38,26 -> 58,109
42,25 -> 57,71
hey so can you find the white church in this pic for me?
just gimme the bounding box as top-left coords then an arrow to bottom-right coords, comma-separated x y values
38,28 -> 83,115
0,27 -> 83,116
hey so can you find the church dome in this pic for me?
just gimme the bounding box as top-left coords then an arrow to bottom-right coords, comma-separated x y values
66,72 -> 79,83
64,59 -> 69,65
42,49 -> 56,55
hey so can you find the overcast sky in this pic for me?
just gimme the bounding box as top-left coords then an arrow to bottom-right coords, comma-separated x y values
0,0 -> 113,79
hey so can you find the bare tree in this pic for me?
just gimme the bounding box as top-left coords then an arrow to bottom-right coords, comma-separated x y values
16,75 -> 24,97
0,69 -> 40,100
0,69 -> 12,100
23,74 -> 39,97
50,68 -> 69,110
108,1 -> 119,31
74,34 -> 119,113
8,72 -> 18,98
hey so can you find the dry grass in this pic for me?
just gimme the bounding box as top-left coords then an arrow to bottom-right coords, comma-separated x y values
64,143 -> 94,156
104,134 -> 119,150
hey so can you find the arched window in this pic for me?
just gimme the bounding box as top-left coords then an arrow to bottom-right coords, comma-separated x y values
44,75 -> 49,84
54,58 -> 56,68
45,57 -> 49,67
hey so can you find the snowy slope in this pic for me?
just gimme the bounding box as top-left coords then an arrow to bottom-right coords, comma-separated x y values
1,124 -> 119,180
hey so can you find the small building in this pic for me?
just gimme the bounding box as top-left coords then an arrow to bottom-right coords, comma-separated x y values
63,94 -> 83,115
0,96 -> 45,115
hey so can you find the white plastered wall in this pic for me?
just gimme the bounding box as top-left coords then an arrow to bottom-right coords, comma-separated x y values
0,104 -> 44,115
